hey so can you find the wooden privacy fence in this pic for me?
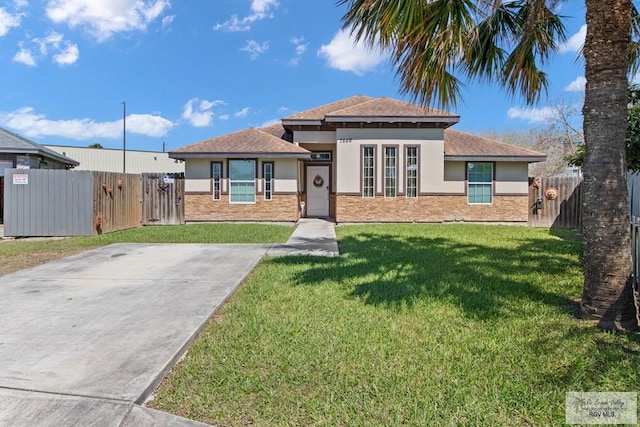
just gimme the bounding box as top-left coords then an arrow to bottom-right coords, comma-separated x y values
3,169 -> 184,237
528,176 -> 582,229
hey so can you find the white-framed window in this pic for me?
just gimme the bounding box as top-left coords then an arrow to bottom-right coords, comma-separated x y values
263,162 -> 273,201
406,146 -> 418,198
467,162 -> 493,204
384,146 -> 397,198
362,146 -> 375,198
229,160 -> 256,204
211,161 -> 222,201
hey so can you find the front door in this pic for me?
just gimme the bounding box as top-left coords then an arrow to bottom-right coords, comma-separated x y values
306,165 -> 330,217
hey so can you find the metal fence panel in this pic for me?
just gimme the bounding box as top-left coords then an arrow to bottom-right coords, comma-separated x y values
4,169 -> 93,236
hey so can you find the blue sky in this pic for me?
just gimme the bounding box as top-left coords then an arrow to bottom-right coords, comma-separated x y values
0,0 -> 589,152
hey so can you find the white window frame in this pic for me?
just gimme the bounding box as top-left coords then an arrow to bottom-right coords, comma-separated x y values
229,160 -> 256,204
406,146 -> 418,198
211,162 -> 222,201
384,146 -> 397,198
467,162 -> 493,205
263,162 -> 273,201
362,146 -> 375,198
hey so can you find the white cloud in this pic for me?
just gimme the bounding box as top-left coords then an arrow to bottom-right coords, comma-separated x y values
46,0 -> 171,42
289,36 -> 308,66
53,42 -> 79,65
507,106 -> 557,123
235,107 -> 249,118
260,118 -> 280,127
161,14 -> 175,28
559,24 -> 586,54
0,107 -> 173,139
214,0 -> 278,32
564,76 -> 586,93
218,114 -> 230,121
0,8 -> 21,37
241,40 -> 269,60
13,47 -> 36,66
181,98 -> 224,127
14,0 -> 29,8
251,0 -> 278,14
318,28 -> 388,75
15,31 -> 80,67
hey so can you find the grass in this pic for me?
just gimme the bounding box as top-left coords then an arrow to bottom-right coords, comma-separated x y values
149,224 -> 640,426
0,223 -> 293,276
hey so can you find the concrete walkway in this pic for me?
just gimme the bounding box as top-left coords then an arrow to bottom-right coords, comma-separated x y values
268,218 -> 339,256
0,243 -> 269,427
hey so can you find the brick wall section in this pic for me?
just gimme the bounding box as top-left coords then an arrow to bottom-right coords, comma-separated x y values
335,195 -> 529,223
185,194 -> 300,221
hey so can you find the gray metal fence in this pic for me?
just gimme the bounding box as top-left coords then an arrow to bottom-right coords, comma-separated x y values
4,169 -> 93,236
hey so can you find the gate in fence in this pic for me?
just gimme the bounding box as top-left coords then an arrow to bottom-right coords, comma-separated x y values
141,173 -> 185,225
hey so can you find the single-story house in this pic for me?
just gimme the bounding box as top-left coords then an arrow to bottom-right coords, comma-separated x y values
170,95 -> 545,223
0,126 -> 79,223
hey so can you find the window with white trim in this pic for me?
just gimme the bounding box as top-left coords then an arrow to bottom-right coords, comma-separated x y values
211,162 -> 222,201
362,146 -> 375,198
406,146 -> 418,198
263,162 -> 273,201
229,160 -> 255,203
384,146 -> 397,198
467,162 -> 493,204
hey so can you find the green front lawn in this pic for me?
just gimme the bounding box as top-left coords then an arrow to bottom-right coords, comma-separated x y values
150,224 -> 639,426
0,223 -> 293,276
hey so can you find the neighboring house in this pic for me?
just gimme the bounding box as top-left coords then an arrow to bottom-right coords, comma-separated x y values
0,126 -> 79,224
45,145 -> 185,174
170,95 -> 546,223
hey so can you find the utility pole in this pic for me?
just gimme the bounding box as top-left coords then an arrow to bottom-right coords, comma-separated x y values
122,101 -> 126,173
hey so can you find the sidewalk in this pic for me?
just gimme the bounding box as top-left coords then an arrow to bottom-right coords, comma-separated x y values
268,218 -> 339,256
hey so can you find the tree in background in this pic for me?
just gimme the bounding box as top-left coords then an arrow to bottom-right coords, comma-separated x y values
88,143 -> 103,149
484,102 -> 583,176
568,84 -> 640,171
341,0 -> 638,330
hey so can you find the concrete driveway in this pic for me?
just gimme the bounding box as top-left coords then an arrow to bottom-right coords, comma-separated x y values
0,243 -> 270,426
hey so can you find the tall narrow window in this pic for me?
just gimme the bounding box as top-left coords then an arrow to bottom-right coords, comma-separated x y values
384,146 -> 397,198
362,146 -> 375,197
406,147 -> 418,198
263,162 -> 273,201
467,162 -> 493,204
211,162 -> 222,201
229,160 -> 256,203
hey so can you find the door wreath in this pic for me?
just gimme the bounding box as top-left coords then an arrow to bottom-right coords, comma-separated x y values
313,175 -> 324,188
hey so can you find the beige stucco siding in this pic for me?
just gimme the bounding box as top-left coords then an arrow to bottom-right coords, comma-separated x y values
443,161 -> 466,194
335,128 -> 445,194
273,159 -> 299,193
294,130 -> 337,144
185,158 -> 218,179
495,162 -> 529,194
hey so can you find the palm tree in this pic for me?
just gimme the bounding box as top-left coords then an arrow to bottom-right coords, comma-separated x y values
340,0 -> 639,331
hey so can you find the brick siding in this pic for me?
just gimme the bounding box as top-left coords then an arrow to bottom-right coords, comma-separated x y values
335,194 -> 529,223
185,194 -> 301,222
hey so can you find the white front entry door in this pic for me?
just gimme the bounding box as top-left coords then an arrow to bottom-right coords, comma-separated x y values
306,165 -> 330,217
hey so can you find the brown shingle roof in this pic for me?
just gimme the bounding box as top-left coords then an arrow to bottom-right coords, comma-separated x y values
444,129 -> 546,161
327,97 -> 456,119
283,95 -> 373,121
170,127 -> 310,158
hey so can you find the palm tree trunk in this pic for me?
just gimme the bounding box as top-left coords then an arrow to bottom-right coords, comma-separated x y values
581,0 -> 639,330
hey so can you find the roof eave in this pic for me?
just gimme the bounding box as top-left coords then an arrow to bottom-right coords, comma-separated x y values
281,119 -> 324,126
444,155 -> 547,163
325,115 -> 460,124
0,147 -> 79,166
170,152 -> 311,160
